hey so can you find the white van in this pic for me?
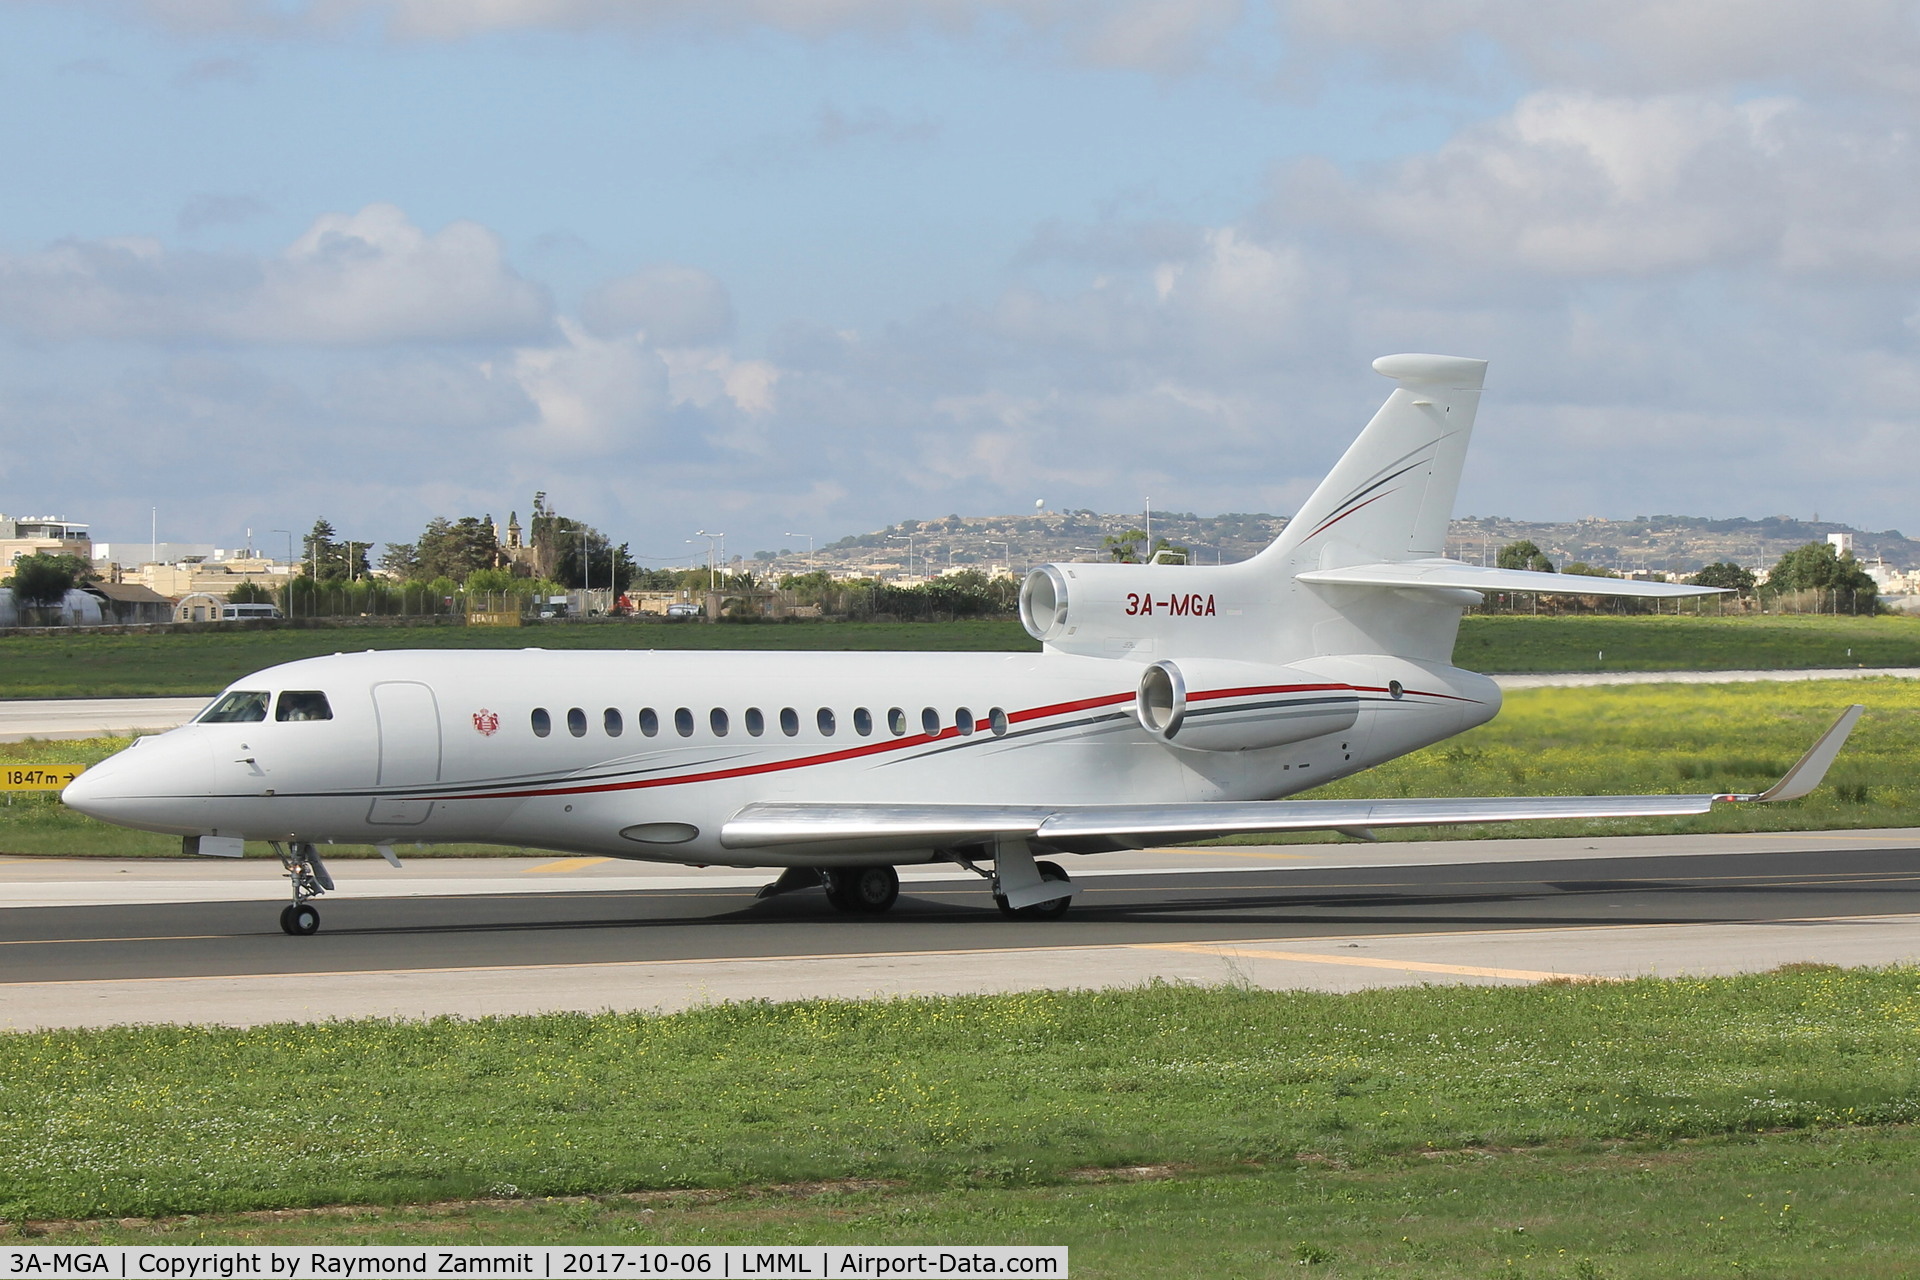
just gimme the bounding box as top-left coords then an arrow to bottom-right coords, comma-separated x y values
221,602 -> 283,621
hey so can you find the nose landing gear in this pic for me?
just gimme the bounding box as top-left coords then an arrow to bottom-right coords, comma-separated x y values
271,840 -> 332,935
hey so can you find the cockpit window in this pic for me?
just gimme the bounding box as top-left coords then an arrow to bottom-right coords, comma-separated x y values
275,691 -> 333,722
199,691 -> 269,723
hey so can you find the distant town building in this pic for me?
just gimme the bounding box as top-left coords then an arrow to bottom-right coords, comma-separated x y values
0,514 -> 90,572
83,582 -> 176,625
1828,532 -> 1855,555
131,555 -> 292,599
93,542 -> 217,569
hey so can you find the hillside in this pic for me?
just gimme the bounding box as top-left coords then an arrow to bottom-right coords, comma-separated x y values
773,510 -> 1919,577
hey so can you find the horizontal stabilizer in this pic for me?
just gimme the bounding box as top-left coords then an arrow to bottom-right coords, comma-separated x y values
1296,558 -> 1721,598
720,707 -> 1861,850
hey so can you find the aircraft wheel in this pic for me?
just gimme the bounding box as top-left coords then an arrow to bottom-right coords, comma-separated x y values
824,866 -> 900,914
994,861 -> 1072,920
280,903 -> 321,936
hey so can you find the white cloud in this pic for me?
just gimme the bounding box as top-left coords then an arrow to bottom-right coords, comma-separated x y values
0,203 -> 552,345
1279,0 -> 1920,97
505,320 -> 675,457
1284,91 -> 1920,279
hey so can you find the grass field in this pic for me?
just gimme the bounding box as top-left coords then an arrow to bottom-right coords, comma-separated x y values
0,619 -> 1038,699
2,613 -> 1919,699
16,1128 -> 1920,1276
4,678 -> 1913,857
8,968 -> 1920,1276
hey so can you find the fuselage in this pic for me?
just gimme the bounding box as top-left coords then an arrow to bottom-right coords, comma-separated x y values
61,646 -> 1500,866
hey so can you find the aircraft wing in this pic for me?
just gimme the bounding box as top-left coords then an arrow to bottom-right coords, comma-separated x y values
720,706 -> 1863,850
1296,558 -> 1721,598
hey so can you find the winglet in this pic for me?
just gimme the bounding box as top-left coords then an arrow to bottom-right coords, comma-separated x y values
1723,705 -> 1865,804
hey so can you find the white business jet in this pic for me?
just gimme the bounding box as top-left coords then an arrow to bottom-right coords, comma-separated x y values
63,354 -> 1862,935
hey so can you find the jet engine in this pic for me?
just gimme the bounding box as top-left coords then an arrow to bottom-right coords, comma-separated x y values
1134,658 -> 1360,753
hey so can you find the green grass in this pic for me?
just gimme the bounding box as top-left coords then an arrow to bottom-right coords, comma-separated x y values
22,1128 -> 1920,1276
5,970 -> 1920,1233
1259,676 -> 1920,842
3,613 -> 1920,699
0,619 -> 1038,699
1455,612 -> 1920,673
6,678 -> 1914,858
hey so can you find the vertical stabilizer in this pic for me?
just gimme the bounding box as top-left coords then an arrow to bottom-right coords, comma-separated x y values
1260,354 -> 1486,568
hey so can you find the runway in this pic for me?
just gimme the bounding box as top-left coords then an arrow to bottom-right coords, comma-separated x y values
5,830 -> 1919,1030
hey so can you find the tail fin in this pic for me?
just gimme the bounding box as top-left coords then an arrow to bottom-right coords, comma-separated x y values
1260,354 -> 1486,568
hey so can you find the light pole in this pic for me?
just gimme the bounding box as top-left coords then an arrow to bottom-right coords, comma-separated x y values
692,531 -> 724,592
992,541 -> 1012,576
890,534 -> 916,583
784,532 -> 813,575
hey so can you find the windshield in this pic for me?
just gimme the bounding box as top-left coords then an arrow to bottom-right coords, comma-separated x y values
198,691 -> 268,723
275,691 -> 332,722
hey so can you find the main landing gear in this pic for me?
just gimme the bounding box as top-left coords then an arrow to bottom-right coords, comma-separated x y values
756,865 -> 901,913
975,836 -> 1079,920
271,840 -> 332,935
993,860 -> 1072,920
753,840 -> 1079,920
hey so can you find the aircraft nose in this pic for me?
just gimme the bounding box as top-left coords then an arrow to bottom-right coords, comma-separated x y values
61,736 -> 211,833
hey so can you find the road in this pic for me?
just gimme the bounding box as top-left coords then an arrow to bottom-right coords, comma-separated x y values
5,831 -> 1918,1030
0,696 -> 209,742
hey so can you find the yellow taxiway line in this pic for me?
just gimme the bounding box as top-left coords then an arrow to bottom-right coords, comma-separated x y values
1138,940 -> 1608,983
523,857 -> 613,873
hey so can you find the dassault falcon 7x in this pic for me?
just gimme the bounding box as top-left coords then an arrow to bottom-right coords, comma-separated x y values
64,354 -> 1863,934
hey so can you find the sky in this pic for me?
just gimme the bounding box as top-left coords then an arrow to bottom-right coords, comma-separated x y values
5,1 -> 1920,567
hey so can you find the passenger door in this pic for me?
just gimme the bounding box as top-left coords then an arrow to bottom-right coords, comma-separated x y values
367,681 -> 441,826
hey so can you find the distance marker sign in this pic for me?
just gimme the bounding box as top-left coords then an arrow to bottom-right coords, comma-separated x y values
2,764 -> 85,791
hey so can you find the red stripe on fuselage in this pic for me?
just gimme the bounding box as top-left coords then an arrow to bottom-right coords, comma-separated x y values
406,680 -> 1476,803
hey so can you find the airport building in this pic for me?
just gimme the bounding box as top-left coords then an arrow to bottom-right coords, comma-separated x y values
0,513 -> 90,572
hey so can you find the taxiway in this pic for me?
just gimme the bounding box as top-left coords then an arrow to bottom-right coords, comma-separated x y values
4,830 -> 1917,1030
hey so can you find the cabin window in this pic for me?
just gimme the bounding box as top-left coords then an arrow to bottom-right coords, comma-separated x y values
888,707 -> 907,736
711,708 -> 730,737
745,707 -> 765,737
275,691 -> 332,722
989,706 -> 1009,737
531,708 -> 552,738
955,707 -> 975,736
817,707 -> 837,736
566,707 -> 587,737
604,708 -> 623,737
638,707 -> 659,737
921,707 -> 941,737
853,707 -> 873,736
674,707 -> 695,737
779,707 -> 800,737
200,691 -> 269,723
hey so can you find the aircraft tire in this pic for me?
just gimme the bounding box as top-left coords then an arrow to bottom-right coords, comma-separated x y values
824,866 -> 900,914
994,861 -> 1072,920
281,903 -> 321,936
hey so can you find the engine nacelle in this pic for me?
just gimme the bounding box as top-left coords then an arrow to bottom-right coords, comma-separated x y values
1135,658 -> 1360,753
1019,561 -> 1254,659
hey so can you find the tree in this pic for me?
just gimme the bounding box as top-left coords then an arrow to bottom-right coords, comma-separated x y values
226,581 -> 275,605
1147,536 -> 1190,564
414,516 -> 501,583
1692,562 -> 1756,594
1103,529 -> 1148,562
300,519 -> 369,581
6,553 -> 82,621
380,542 -> 419,577
1560,562 -> 1620,578
1497,540 -> 1555,572
1765,542 -> 1877,611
